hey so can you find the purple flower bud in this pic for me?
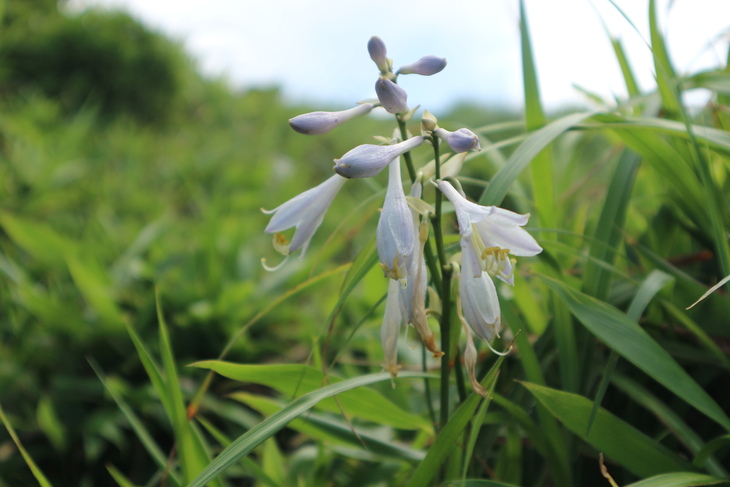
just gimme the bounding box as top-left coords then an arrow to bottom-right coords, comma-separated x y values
367,36 -> 389,72
375,77 -> 409,114
334,136 -> 425,179
434,128 -> 481,153
288,103 -> 375,135
397,55 -> 447,76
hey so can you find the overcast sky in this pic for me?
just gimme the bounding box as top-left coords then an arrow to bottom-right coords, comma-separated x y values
68,0 -> 729,113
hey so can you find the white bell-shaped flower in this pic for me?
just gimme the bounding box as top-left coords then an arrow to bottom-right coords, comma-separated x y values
262,174 -> 347,259
377,160 -> 415,281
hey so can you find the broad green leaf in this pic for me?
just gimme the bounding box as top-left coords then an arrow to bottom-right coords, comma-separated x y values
625,472 -> 728,487
522,382 -> 693,477
192,361 -> 428,430
541,275 -> 730,432
231,392 -> 425,462
187,372 -> 430,487
0,402 -> 54,487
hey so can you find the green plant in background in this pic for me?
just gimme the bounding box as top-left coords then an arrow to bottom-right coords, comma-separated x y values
1,0 -> 730,486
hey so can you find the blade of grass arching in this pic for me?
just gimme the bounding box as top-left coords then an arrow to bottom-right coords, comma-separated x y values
230,392 -> 426,462
89,359 -> 181,487
522,382 -> 693,477
648,0 -> 682,118
586,270 -> 674,437
106,465 -> 140,487
624,472 -> 728,487
192,361 -> 428,430
187,262 -> 350,418
541,275 -> 730,432
661,301 -> 730,372
694,435 -> 730,470
444,481 -> 521,487
518,0 -> 556,231
156,292 -> 213,485
461,374 -> 497,481
405,357 -> 504,487
478,111 -> 596,207
195,416 -> 280,487
0,402 -> 53,487
582,150 -> 640,300
612,374 -> 728,478
612,39 -> 640,98
187,372 -> 430,487
123,321 -> 173,425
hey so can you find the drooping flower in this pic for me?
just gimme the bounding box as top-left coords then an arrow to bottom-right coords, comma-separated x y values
262,174 -> 347,259
437,180 -> 542,339
334,136 -> 425,179
375,77 -> 409,114
397,55 -> 447,76
289,103 -> 375,135
367,36 -> 390,73
433,128 -> 481,153
376,160 -> 415,281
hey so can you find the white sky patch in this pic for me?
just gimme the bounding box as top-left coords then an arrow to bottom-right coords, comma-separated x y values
67,0 -> 729,112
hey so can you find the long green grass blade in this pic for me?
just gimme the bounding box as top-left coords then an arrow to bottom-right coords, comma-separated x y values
624,472 -> 728,487
231,392 -> 425,462
192,361 -> 428,429
522,382 -> 693,477
541,275 -> 730,432
89,360 -> 181,486
187,372 -> 430,487
405,358 -> 504,487
479,112 -> 595,207
649,0 -> 682,118
693,434 -> 730,469
0,402 -> 53,487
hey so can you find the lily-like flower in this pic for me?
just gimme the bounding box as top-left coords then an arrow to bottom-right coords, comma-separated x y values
375,77 -> 409,114
434,128 -> 481,153
377,160 -> 415,281
368,36 -> 390,73
334,136 -> 425,179
397,55 -> 447,76
289,103 -> 375,135
262,174 -> 347,259
437,180 -> 541,339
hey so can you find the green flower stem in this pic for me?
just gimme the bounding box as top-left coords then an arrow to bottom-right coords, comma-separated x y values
429,133 -> 454,428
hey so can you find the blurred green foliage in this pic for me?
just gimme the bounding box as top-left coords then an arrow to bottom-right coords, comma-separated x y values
0,0 -> 189,124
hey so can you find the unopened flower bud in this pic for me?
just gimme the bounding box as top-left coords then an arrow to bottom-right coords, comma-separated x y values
334,136 -> 425,179
421,110 -> 439,132
368,36 -> 390,72
375,77 -> 408,114
289,103 -> 375,135
397,55 -> 447,76
434,128 -> 481,153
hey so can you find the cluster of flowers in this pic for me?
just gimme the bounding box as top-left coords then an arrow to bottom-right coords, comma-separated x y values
263,36 -> 541,394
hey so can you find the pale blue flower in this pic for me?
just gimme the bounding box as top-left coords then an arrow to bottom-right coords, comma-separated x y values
262,174 -> 347,258
397,55 -> 447,76
377,160 -> 415,281
375,77 -> 409,114
434,128 -> 481,153
289,103 -> 375,135
334,136 -> 425,179
367,36 -> 389,72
